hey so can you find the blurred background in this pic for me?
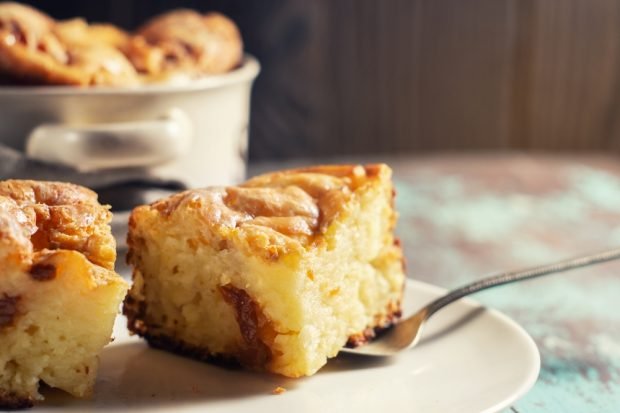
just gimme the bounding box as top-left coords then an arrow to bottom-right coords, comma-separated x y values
22,0 -> 620,160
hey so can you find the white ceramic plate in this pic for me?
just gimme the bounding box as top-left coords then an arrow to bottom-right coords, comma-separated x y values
38,280 -> 540,412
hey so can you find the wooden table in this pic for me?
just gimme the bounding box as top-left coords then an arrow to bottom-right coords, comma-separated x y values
251,153 -> 620,412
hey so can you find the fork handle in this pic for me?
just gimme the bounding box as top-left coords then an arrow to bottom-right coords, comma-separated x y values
424,247 -> 620,317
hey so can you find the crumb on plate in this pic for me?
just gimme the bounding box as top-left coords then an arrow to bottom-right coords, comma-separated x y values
271,386 -> 286,395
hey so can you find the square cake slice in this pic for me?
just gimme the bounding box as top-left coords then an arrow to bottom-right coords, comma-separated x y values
124,164 -> 405,377
0,180 -> 128,409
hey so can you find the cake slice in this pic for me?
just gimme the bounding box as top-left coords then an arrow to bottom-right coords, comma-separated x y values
124,164 -> 405,377
0,180 -> 128,409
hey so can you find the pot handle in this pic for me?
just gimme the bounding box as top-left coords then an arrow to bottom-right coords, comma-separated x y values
25,109 -> 193,171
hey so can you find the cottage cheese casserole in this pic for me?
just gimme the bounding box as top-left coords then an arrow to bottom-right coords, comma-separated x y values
124,164 -> 405,377
0,180 -> 128,409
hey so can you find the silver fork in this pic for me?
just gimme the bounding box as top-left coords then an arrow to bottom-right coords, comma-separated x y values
340,247 -> 620,357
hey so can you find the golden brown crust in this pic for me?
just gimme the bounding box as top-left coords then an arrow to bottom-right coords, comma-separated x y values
127,165 -> 394,264
0,389 -> 34,410
143,164 -> 391,245
346,299 -> 402,347
0,180 -> 116,270
138,331 -> 245,370
0,179 -> 99,205
0,196 -> 35,268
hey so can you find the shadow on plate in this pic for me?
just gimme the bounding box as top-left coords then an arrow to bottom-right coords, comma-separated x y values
325,352 -> 399,372
40,320 -> 420,409
334,306 -> 488,360
42,341 -> 298,409
416,307 -> 487,348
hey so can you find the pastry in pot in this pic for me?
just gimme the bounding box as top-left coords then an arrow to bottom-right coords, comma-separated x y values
128,9 -> 243,78
0,3 -> 243,86
54,18 -> 130,50
0,2 -> 138,86
124,164 -> 405,378
53,18 -> 139,86
0,2 -> 82,85
0,180 -> 128,409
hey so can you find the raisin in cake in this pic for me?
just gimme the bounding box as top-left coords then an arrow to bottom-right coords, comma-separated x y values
0,180 -> 128,409
124,164 -> 405,377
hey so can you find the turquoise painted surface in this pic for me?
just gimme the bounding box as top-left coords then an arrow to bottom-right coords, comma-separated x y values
392,157 -> 620,412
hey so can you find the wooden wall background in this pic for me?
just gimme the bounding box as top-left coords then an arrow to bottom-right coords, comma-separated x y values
25,0 -> 620,159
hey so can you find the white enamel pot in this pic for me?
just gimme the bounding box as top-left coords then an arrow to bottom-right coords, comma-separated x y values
0,55 -> 260,189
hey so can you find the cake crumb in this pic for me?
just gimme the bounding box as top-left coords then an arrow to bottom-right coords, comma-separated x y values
271,386 -> 286,395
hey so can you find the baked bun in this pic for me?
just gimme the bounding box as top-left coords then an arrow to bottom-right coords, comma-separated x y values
124,164 -> 405,377
53,18 -> 138,86
0,2 -> 83,85
0,2 -> 138,86
0,180 -> 128,409
128,9 -> 243,78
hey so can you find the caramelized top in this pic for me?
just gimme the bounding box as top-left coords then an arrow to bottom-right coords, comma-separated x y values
143,164 -> 392,251
0,180 -> 116,270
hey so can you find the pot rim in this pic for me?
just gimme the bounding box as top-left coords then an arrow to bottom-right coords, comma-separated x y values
0,54 -> 260,96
